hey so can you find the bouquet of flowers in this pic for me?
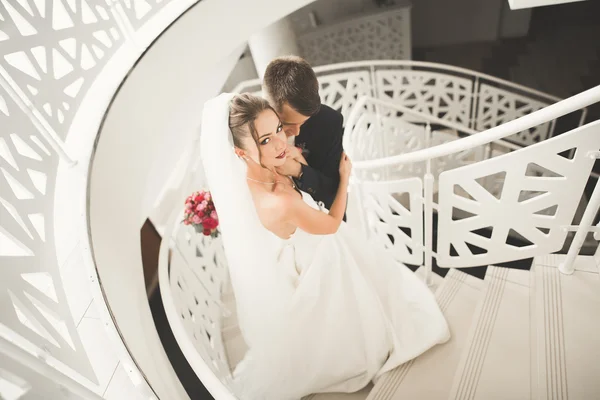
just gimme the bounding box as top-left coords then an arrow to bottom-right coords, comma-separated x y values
183,190 -> 219,237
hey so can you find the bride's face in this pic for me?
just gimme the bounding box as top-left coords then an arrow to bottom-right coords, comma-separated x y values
244,109 -> 288,168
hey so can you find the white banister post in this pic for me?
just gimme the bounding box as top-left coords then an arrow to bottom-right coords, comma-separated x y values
559,163 -> 600,275
248,18 -> 301,78
424,122 -> 434,286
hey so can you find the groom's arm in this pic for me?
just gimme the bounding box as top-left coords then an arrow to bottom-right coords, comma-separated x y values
295,112 -> 344,210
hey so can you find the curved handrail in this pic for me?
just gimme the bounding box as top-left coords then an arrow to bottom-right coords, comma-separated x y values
232,60 -> 562,103
344,96 -> 523,153
346,85 -> 600,169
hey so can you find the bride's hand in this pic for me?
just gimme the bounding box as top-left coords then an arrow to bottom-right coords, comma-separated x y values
339,152 -> 352,183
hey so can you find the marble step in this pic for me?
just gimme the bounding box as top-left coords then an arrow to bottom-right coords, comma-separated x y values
532,255 -> 600,400
448,266 -> 532,400
367,268 -> 486,400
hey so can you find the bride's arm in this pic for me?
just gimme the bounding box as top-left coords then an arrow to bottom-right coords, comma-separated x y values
282,152 -> 352,235
283,178 -> 349,235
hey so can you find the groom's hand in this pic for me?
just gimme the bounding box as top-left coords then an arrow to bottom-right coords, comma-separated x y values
275,157 -> 303,178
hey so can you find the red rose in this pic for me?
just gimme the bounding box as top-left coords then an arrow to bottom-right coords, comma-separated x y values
195,194 -> 204,203
203,217 -> 218,230
203,228 -> 211,236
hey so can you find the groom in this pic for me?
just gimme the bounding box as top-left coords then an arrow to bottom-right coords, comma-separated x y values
262,56 -> 344,211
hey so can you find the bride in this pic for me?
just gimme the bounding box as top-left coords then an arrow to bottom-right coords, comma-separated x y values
200,92 -> 450,400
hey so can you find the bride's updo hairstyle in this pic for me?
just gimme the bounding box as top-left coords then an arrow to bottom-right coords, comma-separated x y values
229,93 -> 274,158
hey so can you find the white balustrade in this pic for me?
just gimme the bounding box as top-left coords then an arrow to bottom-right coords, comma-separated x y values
159,208 -> 238,399
296,4 -> 412,66
342,86 -> 600,276
0,0 -> 210,397
233,60 -> 585,149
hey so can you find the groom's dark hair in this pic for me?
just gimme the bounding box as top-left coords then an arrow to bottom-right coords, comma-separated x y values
263,56 -> 321,117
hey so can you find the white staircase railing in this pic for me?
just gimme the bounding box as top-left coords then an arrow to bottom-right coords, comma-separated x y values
296,4 -> 412,66
233,60 -> 588,148
159,206 -> 237,400
343,85 -> 600,284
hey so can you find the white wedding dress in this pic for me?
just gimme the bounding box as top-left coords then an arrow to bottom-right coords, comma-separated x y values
230,191 -> 450,400
200,93 -> 450,400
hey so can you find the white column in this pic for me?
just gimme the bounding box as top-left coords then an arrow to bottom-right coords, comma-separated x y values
248,17 -> 301,78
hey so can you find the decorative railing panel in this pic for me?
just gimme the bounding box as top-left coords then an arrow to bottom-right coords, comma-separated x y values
297,6 -> 412,66
0,88 -> 96,380
0,0 -> 126,139
115,0 -> 172,31
476,83 -> 552,146
169,245 -> 231,384
174,225 -> 229,300
437,122 -> 600,267
344,86 -> 600,275
374,70 -> 473,128
360,178 -> 424,266
1,0 -> 207,397
234,61 -> 577,150
317,70 -> 372,123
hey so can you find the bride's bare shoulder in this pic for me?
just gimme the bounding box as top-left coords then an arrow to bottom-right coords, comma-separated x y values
254,186 -> 298,217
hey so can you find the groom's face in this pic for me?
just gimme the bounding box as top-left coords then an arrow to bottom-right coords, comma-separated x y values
279,103 -> 310,138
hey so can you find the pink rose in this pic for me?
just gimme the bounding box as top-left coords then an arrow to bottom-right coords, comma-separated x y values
192,215 -> 202,224
210,211 -> 218,220
196,204 -> 203,212
204,193 -> 211,201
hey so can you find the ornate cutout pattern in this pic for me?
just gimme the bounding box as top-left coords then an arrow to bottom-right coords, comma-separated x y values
375,70 -> 473,127
0,349 -> 100,399
437,122 -> 600,268
115,0 -> 169,31
359,178 -> 424,266
346,109 -> 484,185
174,225 -> 229,299
0,90 -> 95,379
476,84 -> 551,146
170,247 -> 231,382
298,8 -> 411,66
0,0 -> 125,138
317,71 -> 372,123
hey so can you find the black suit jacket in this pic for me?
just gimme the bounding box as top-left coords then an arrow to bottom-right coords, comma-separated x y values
292,104 -> 344,212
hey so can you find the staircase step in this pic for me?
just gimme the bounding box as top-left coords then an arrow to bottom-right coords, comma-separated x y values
448,266 -> 531,400
532,256 -> 600,400
304,385 -> 372,400
367,269 -> 485,400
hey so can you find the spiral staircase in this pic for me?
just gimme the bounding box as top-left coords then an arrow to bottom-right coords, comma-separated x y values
1,0 -> 599,399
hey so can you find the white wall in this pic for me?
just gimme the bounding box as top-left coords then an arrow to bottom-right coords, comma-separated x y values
89,0 -> 315,398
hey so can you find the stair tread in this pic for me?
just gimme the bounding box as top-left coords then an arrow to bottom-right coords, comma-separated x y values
304,385 -> 372,400
533,261 -> 600,400
367,269 -> 485,400
448,266 -> 531,400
